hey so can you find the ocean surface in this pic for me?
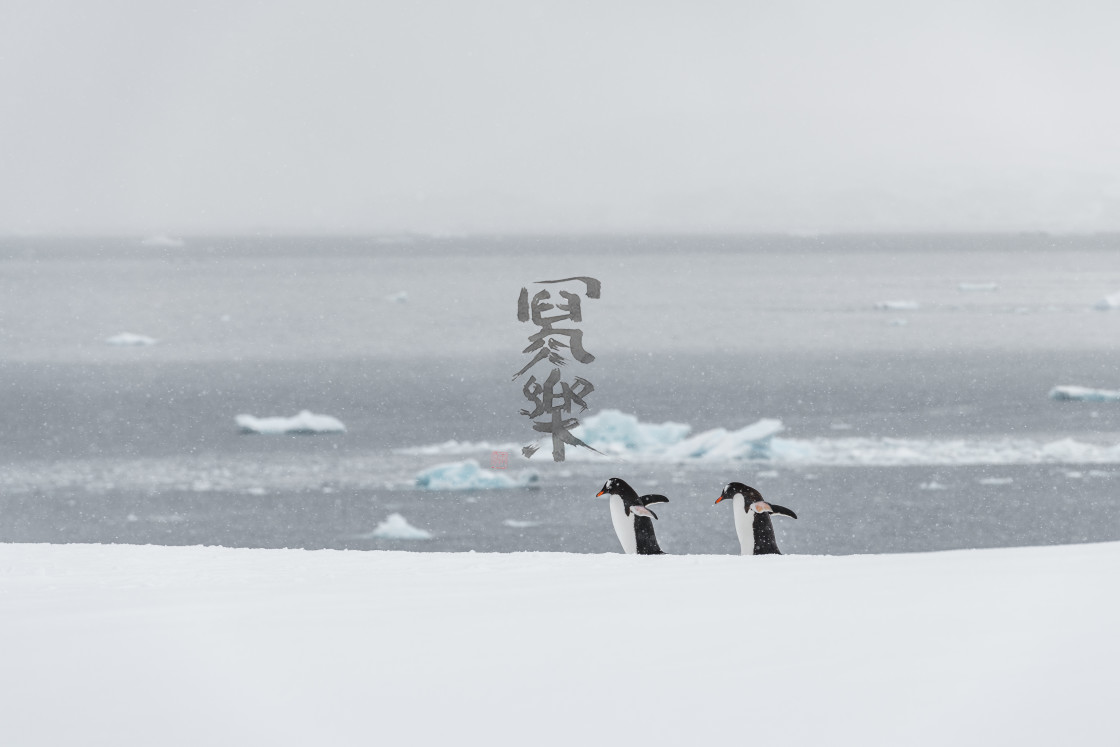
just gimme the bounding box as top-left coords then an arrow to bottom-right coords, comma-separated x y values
1,234 -> 1118,554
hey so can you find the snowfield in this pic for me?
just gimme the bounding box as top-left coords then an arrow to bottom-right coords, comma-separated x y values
1,542 -> 1117,746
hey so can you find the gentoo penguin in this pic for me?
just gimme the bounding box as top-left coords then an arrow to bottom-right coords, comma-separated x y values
715,482 -> 797,555
596,477 -> 669,554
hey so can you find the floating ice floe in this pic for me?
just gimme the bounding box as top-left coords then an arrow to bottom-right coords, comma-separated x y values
958,282 -> 998,292
397,440 -> 507,456
236,410 -> 347,435
572,410 -> 690,453
397,410 -> 1120,468
978,477 -> 1014,485
361,513 -> 432,540
1049,386 -> 1120,402
1094,291 -> 1120,310
919,481 -> 948,491
140,234 -> 185,247
569,409 -> 785,461
415,459 -> 538,490
874,300 -> 919,311
105,332 -> 158,346
502,519 -> 540,528
386,291 -> 409,303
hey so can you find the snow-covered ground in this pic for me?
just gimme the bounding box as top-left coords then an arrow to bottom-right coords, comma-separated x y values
1,541 -> 1116,746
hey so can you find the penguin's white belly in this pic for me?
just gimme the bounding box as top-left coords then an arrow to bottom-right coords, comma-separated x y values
732,494 -> 755,555
609,495 -> 637,554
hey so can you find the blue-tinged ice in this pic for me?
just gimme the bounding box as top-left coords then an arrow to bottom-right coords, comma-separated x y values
571,409 -> 785,460
1049,386 -> 1120,402
415,459 -> 538,490
572,410 -> 690,453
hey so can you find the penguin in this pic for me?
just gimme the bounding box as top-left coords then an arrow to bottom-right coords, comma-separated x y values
596,477 -> 669,554
714,482 -> 797,555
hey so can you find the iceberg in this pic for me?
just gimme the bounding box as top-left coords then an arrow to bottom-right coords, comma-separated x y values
958,282 -> 998,292
570,409 -> 783,461
1095,291 -> 1120,310
572,409 -> 690,454
140,234 -> 185,247
1049,386 -> 1120,402
361,513 -> 432,540
106,332 -> 158,346
415,459 -> 538,490
236,410 -> 347,434
662,419 -> 784,461
874,300 -> 919,310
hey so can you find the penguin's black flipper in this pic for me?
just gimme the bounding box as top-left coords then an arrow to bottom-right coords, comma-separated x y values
639,494 -> 669,506
769,504 -> 798,519
633,516 -> 665,555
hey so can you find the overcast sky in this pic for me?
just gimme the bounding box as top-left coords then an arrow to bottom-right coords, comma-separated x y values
2,0 -> 1119,235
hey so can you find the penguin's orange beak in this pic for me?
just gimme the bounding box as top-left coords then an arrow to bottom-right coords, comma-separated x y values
714,495 -> 725,504
596,490 -> 605,497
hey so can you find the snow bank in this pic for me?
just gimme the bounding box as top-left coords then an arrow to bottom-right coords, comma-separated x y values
105,332 -> 158,346
415,459 -> 538,490
1095,290 -> 1120,310
0,542 -> 1116,747
236,410 -> 347,434
874,300 -> 919,310
1049,385 -> 1120,402
360,513 -> 432,540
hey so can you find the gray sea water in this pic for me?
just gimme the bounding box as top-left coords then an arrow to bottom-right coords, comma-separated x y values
1,234 -> 1118,554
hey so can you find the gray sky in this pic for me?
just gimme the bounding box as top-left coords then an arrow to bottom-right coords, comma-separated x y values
2,0 -> 1119,234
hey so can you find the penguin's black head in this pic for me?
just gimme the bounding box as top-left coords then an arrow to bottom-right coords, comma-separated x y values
715,481 -> 765,506
596,477 -> 636,499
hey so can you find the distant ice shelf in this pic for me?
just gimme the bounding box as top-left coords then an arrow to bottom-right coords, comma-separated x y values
1049,385 -> 1120,402
415,459 -> 539,490
105,332 -> 158,346
958,282 -> 998,292
236,410 -> 347,434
